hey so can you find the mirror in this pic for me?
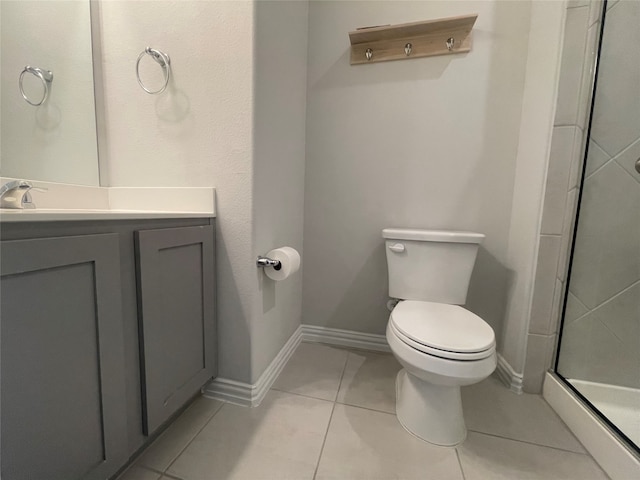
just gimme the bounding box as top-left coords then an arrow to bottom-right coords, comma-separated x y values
0,0 -> 100,186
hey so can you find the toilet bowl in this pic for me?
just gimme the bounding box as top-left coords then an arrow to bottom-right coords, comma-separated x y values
382,228 -> 496,446
386,300 -> 496,446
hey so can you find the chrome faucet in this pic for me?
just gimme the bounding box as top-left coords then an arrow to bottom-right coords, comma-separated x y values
0,180 -> 42,209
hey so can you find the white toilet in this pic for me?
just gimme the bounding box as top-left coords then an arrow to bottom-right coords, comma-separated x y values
383,228 -> 496,446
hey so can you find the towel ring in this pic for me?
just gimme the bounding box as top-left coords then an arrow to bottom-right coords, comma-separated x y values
136,47 -> 171,95
19,66 -> 53,106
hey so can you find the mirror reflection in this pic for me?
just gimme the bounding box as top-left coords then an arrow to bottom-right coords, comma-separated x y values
0,0 -> 100,186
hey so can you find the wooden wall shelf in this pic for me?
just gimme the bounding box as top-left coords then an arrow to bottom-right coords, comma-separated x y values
348,14 -> 478,65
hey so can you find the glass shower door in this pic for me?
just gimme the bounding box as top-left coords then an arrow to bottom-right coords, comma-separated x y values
556,0 -> 640,452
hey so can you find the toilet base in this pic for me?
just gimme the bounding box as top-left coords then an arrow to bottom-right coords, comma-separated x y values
395,369 -> 467,446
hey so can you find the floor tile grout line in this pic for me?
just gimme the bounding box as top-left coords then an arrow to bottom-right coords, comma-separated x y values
132,400 -> 223,474
131,465 -> 166,478
336,399 -> 395,416
537,397 -> 593,455
454,448 -> 467,480
467,429 -> 589,455
161,401 -> 227,475
161,472 -> 187,480
135,397 -> 204,464
272,386 -> 399,417
333,350 -> 351,403
271,347 -> 397,414
144,465 -> 186,480
270,387 -> 336,404
312,351 -> 350,480
312,401 -> 337,480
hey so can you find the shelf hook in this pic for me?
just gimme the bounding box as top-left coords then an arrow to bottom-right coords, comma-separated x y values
365,48 -> 373,61
446,37 -> 455,51
404,43 -> 412,56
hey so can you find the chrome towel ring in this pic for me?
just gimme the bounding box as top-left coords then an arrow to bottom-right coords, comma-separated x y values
136,47 -> 171,95
19,66 -> 53,106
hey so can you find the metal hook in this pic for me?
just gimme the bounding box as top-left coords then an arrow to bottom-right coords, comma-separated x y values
136,47 -> 171,95
145,47 -> 168,67
19,66 -> 53,106
365,48 -> 373,61
446,37 -> 455,51
404,43 -> 412,56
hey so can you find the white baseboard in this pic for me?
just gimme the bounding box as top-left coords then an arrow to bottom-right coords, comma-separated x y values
302,328 -> 523,396
300,324 -> 390,352
206,325 -> 519,408
543,373 -> 640,479
496,353 -> 524,394
203,325 -> 302,407
203,324 -> 389,407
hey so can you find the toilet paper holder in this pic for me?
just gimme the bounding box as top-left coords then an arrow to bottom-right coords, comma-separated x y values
256,256 -> 282,270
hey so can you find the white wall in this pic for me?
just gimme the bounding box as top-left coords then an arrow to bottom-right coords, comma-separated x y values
100,0 -> 308,385
97,0 -> 565,389
521,0 -> 598,393
302,1 -> 533,352
100,0 -> 257,382
503,0 -> 566,383
251,0 -> 309,383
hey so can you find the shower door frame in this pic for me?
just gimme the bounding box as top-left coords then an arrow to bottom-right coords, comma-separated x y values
552,0 -> 640,456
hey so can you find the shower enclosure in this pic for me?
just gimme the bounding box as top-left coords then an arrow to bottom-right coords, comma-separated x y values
555,0 -> 639,454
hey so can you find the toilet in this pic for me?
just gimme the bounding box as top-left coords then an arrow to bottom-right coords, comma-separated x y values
383,228 -> 496,446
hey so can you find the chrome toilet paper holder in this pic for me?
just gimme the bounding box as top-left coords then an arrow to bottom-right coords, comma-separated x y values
256,256 -> 282,270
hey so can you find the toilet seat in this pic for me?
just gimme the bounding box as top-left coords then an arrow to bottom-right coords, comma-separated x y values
390,301 -> 495,361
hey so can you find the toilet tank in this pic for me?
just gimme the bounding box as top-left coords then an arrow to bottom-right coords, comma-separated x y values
382,228 -> 485,305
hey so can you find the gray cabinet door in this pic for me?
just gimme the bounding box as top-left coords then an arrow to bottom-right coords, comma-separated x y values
135,225 -> 216,434
1,234 -> 128,480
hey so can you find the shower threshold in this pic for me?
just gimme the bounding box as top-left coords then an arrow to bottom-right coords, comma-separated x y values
543,373 -> 640,478
567,379 -> 640,447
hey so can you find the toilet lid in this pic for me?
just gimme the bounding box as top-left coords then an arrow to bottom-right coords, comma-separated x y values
390,301 -> 495,354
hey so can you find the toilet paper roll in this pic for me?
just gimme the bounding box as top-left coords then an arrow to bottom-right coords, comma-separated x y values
264,246 -> 300,281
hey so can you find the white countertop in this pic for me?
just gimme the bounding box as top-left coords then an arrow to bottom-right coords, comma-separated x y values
0,209 -> 214,222
0,178 -> 216,222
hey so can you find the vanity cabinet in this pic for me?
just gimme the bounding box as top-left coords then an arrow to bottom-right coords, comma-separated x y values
0,218 -> 216,480
0,234 -> 128,480
136,226 -> 216,434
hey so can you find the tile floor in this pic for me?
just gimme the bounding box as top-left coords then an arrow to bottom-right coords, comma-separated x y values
119,342 -> 609,480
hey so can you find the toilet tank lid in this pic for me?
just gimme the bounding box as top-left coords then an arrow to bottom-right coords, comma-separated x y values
382,228 -> 485,244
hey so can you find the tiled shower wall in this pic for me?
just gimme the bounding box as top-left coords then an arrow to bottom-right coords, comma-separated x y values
523,0 -> 606,393
557,0 -> 640,389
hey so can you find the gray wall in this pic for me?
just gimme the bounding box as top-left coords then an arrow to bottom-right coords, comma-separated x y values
251,0 -> 308,383
302,0 -> 532,345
